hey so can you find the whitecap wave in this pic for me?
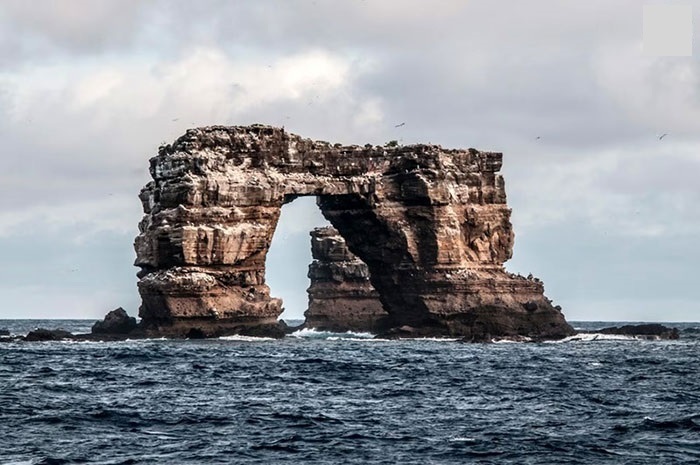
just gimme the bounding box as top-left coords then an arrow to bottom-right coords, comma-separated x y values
289,327 -> 375,340
327,336 -> 388,342
545,333 -> 639,343
55,339 -> 103,345
218,335 -> 276,342
491,337 -> 531,344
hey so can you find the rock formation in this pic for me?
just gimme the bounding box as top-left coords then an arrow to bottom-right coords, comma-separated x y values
306,227 -> 388,332
24,329 -> 74,342
598,324 -> 680,340
91,307 -> 138,335
134,124 -> 574,339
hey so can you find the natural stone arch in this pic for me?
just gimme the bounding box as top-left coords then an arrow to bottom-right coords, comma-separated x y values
134,125 -> 573,339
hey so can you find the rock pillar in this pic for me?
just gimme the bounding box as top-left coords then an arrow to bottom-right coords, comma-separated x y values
305,227 -> 388,332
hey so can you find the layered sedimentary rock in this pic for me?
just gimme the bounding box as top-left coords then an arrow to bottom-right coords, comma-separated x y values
306,227 -> 388,332
134,124 -> 574,339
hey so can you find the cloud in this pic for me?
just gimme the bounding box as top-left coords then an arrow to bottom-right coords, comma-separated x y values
0,0 -> 144,54
593,41 -> 700,136
0,195 -> 140,239
1,0 -> 699,321
505,140 -> 700,239
0,45 -> 381,221
0,37 -> 383,320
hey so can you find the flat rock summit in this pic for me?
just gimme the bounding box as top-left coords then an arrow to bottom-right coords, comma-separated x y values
132,124 -> 574,340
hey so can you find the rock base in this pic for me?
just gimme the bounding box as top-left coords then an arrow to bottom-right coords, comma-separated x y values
137,317 -> 286,339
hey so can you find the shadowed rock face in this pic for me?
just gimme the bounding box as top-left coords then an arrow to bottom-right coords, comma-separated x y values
134,124 -> 574,339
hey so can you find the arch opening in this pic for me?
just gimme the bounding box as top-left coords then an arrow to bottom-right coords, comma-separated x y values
265,196 -> 330,322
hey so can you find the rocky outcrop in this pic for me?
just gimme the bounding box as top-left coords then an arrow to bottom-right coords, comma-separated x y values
597,324 -> 680,340
306,227 -> 388,332
134,124 -> 574,339
24,329 -> 74,342
92,307 -> 138,335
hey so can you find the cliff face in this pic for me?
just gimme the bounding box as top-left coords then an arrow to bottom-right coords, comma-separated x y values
134,124 -> 573,339
306,227 -> 388,332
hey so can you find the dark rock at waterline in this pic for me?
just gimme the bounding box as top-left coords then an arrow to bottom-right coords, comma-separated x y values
0,329 -> 9,336
135,319 -> 288,339
24,329 -> 74,342
597,323 -> 680,340
380,324 -> 458,340
382,325 -> 418,338
281,320 -> 305,335
92,307 -> 137,334
239,323 -> 287,339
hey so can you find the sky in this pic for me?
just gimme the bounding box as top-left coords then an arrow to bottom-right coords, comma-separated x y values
0,0 -> 698,322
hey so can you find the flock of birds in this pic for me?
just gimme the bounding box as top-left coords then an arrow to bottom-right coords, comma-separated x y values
167,118 -> 672,143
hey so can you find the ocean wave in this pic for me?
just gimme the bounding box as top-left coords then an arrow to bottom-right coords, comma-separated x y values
4,320 -> 700,464
545,333 -> 639,343
642,415 -> 700,431
326,336 -> 387,342
491,337 -> 532,344
289,327 -> 376,339
218,335 -> 276,342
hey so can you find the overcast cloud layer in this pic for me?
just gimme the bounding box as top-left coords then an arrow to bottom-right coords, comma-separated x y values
1,0 -> 698,321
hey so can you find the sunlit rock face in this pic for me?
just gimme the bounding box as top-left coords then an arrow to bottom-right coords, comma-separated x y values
134,125 -> 574,339
305,227 -> 388,332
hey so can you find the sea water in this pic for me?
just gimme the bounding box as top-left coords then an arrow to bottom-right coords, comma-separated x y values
1,320 -> 699,464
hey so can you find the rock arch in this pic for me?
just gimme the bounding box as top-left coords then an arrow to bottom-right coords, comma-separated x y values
134,125 -> 573,339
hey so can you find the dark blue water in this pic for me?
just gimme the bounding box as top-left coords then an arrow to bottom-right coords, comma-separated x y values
1,320 -> 699,464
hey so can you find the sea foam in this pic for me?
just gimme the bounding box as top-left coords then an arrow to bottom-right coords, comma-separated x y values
290,327 -> 375,340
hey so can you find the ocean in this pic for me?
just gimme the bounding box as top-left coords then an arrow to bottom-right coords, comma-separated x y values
1,320 -> 699,464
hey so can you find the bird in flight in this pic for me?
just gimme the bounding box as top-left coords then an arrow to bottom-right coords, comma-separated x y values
659,133 -> 668,140
535,136 -> 541,140
395,122 -> 405,128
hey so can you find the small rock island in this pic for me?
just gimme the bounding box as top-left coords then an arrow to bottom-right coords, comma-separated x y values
132,124 -> 574,340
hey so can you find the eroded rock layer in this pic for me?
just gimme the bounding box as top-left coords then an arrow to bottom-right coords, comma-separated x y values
134,124 -> 574,339
306,227 -> 388,332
